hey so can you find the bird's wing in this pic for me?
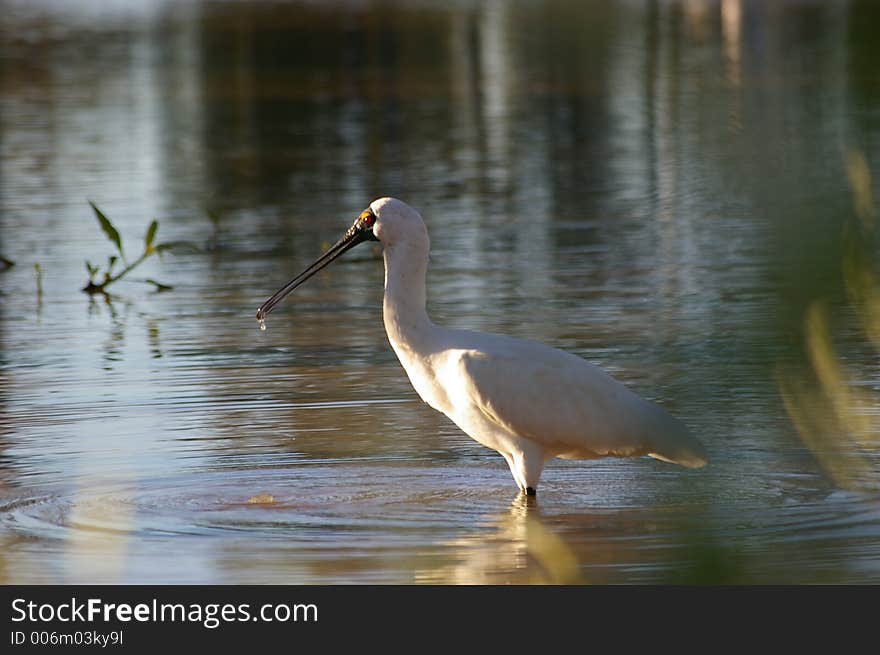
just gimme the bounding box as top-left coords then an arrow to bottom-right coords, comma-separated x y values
452,335 -> 705,466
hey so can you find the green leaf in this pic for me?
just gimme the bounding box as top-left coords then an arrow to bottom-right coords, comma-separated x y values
89,201 -> 125,260
155,240 -> 199,261
107,255 -> 118,274
145,220 -> 158,252
85,260 -> 100,279
144,278 -> 174,292
156,240 -> 201,253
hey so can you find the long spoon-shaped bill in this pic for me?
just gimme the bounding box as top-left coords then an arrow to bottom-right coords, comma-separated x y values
256,212 -> 376,324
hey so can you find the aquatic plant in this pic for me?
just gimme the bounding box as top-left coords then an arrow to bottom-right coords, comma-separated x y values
778,149 -> 880,491
34,263 -> 43,301
82,202 -> 183,295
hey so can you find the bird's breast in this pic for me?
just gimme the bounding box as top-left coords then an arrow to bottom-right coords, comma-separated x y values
387,339 -> 453,415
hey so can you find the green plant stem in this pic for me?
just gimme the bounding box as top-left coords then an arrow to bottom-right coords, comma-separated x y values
82,249 -> 153,294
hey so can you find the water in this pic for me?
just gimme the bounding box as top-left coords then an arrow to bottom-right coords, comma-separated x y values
1,0 -> 879,584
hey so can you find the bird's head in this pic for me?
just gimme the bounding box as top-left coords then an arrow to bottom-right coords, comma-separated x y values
255,197 -> 424,324
368,197 -> 427,247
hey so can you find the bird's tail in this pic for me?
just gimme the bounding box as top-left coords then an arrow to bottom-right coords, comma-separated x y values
646,410 -> 708,468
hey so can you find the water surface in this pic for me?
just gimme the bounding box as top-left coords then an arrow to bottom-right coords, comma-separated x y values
1,0 -> 879,584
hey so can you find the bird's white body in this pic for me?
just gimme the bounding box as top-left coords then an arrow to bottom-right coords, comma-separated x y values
371,197 -> 707,492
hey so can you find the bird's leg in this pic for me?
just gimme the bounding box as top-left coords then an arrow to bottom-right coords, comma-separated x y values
512,444 -> 546,496
501,452 -> 528,492
501,445 -> 546,495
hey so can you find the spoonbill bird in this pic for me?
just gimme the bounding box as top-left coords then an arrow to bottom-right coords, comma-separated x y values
257,198 -> 707,495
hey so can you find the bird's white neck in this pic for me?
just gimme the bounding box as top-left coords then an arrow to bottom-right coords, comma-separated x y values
382,241 -> 435,355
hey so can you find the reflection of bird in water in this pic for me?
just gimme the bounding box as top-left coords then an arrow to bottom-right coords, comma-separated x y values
257,198 -> 707,494
415,494 -> 583,584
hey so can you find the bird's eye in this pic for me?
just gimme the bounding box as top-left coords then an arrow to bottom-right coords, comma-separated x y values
360,210 -> 375,227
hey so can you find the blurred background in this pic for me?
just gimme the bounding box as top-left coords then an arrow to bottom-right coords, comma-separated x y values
0,0 -> 878,584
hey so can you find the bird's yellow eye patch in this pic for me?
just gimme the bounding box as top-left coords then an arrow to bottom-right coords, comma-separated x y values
359,209 -> 376,227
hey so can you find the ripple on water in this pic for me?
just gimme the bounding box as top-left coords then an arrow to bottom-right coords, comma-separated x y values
0,464 -> 501,543
2,460 -> 879,583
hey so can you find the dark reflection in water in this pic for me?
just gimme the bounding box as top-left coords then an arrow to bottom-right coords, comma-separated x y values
0,0 -> 879,583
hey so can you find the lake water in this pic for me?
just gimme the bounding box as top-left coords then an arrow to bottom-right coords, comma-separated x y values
1,0 -> 879,584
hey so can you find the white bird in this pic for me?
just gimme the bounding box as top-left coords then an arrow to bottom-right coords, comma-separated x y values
257,198 -> 707,495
